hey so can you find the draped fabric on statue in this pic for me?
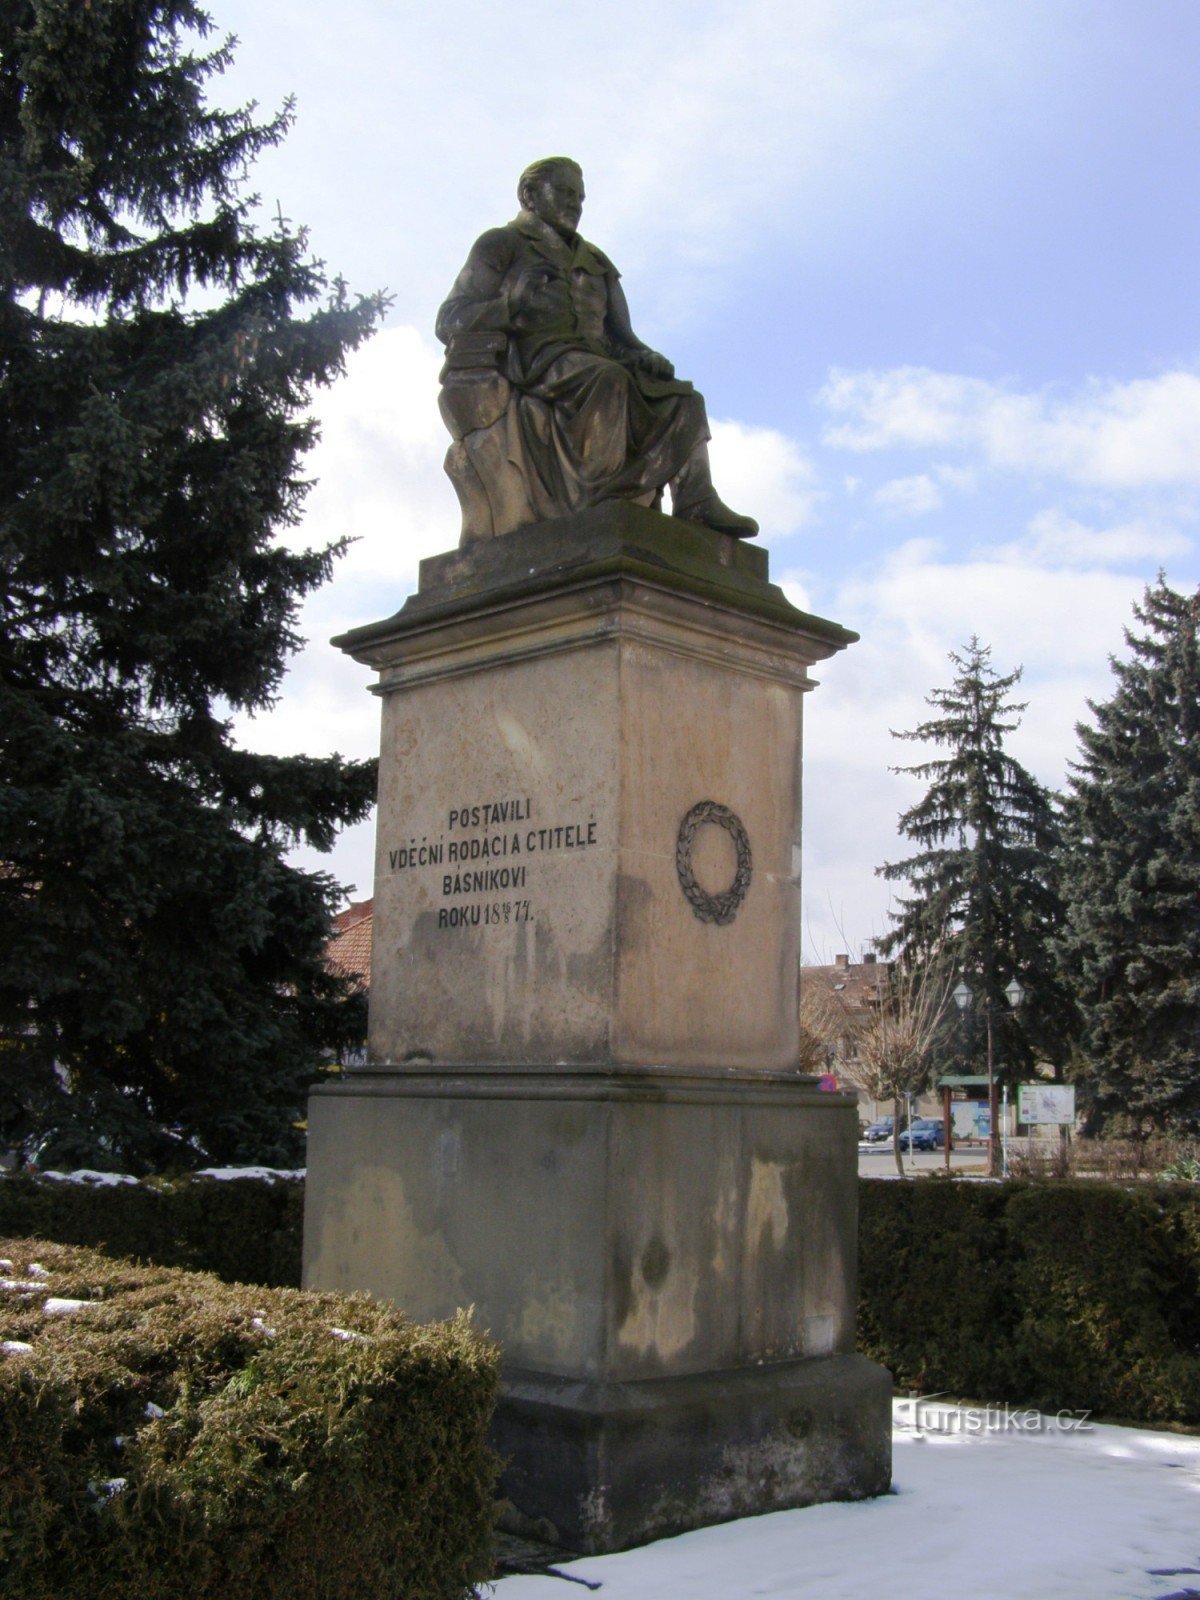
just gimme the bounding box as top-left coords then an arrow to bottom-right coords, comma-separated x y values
437,211 -> 709,519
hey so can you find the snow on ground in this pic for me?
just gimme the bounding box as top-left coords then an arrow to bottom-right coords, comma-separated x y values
27,1166 -> 304,1185
36,1169 -> 141,1186
494,1401 -> 1200,1600
194,1167 -> 304,1183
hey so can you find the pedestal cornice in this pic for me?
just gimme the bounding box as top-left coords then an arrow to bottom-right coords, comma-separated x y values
312,1062 -> 861,1109
333,504 -> 858,673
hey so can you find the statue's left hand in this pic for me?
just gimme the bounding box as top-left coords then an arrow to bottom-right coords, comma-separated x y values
633,347 -> 675,380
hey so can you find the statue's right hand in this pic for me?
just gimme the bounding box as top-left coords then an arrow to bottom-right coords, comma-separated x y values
632,347 -> 675,381
509,262 -> 570,319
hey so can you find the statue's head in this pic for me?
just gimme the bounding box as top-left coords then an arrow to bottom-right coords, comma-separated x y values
518,157 -> 584,239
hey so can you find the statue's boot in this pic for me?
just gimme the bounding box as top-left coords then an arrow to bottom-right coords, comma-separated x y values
670,443 -> 759,538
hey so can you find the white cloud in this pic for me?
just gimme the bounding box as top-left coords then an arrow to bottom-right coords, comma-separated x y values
872,473 -> 942,516
598,1 -> 981,288
825,539 -> 1148,694
230,323 -> 460,901
1002,508 -> 1193,569
821,365 -> 1200,489
237,323 -> 458,771
287,324 -> 451,589
222,0 -> 1045,336
706,421 -> 821,536
795,540 -> 1161,957
934,463 -> 977,493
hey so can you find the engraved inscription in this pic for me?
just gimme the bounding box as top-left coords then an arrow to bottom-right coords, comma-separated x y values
388,794 -> 598,932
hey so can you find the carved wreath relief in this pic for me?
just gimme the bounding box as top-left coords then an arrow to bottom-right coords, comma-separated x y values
675,801 -> 753,926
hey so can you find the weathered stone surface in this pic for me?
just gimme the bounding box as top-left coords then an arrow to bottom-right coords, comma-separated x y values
307,506 -> 891,1552
303,1066 -> 860,1380
303,1064 -> 892,1552
496,1353 -> 893,1553
333,506 -> 855,1072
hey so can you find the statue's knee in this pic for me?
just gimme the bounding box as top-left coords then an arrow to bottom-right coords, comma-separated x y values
683,391 -> 708,431
588,358 -> 635,403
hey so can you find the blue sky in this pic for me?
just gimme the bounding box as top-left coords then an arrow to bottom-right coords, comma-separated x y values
214,0 -> 1200,956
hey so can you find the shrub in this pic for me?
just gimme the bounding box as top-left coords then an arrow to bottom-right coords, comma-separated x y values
11,1169 -> 1200,1436
1160,1157 -> 1200,1182
858,1177 -> 1200,1424
0,1171 -> 303,1286
0,1239 -> 499,1600
1008,1134 -> 1200,1181
1004,1183 -> 1200,1421
857,1178 -> 1018,1401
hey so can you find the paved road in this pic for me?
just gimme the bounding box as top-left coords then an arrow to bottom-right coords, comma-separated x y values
858,1142 -> 990,1178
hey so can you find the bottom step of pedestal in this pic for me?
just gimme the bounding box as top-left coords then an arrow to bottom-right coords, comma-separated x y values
494,1352 -> 891,1554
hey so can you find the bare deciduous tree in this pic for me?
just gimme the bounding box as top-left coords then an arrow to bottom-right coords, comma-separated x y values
840,957 -> 954,1177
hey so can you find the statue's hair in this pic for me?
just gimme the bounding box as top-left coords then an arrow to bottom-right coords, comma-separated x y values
517,156 -> 582,208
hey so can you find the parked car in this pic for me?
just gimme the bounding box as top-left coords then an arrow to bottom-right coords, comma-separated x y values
898,1118 -> 946,1151
861,1115 -> 906,1143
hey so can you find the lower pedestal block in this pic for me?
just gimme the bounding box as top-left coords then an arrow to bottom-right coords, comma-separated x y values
496,1353 -> 892,1553
303,1065 -> 893,1550
317,515 -> 884,1554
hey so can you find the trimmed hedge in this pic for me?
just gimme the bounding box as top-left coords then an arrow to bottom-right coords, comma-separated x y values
0,1172 -> 303,1287
7,1170 -> 1200,1427
858,1178 -> 1200,1424
0,1238 -> 499,1600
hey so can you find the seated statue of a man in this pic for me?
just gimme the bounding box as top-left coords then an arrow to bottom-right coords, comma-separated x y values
436,156 -> 758,541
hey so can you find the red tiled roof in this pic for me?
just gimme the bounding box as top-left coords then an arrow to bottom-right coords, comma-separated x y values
326,898 -> 373,989
801,955 -> 890,1014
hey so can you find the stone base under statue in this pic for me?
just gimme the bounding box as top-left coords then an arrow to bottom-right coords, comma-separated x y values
309,507 -> 889,1551
303,1063 -> 892,1553
498,1354 -> 891,1552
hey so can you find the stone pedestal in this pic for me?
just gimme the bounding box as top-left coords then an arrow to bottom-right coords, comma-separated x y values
304,504 -> 891,1552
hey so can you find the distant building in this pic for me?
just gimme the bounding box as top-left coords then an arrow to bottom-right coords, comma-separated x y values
325,899 -> 373,1066
804,951 -> 888,1020
326,897 -> 373,991
801,952 -> 888,1073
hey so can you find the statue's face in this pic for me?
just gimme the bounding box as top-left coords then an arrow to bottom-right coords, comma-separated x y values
526,167 -> 585,238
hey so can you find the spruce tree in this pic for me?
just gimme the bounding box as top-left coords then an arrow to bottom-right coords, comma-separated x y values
0,1 -> 386,1170
877,640 -> 1074,1095
1058,578 -> 1200,1135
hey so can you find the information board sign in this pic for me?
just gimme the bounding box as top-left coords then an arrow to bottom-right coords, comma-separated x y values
950,1100 -> 990,1141
1017,1085 -> 1076,1125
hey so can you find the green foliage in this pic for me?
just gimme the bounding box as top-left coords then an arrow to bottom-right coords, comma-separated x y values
857,1179 -> 1019,1399
1004,1184 -> 1200,1419
877,638 -> 1075,1085
1058,578 -> 1200,1135
858,1177 -> 1200,1423
0,1238 -> 499,1600
0,1170 -> 304,1286
0,2 -> 386,1170
14,1169 -> 1200,1431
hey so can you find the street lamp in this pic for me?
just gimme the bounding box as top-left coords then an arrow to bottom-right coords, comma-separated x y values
953,977 -> 1025,1178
